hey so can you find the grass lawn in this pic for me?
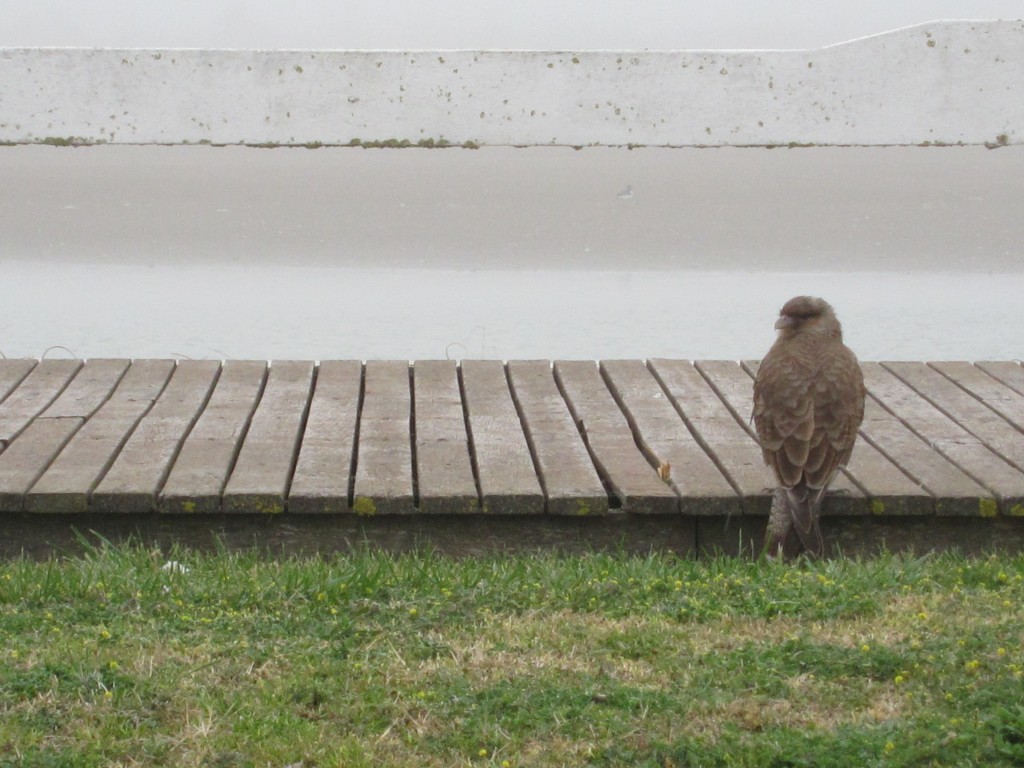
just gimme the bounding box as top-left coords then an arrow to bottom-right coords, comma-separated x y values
1,541 -> 1023,767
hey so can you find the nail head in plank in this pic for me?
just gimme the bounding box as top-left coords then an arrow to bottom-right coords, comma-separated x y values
460,360 -> 543,514
352,360 -> 415,515
554,360 -> 678,514
289,360 -> 362,514
0,359 -> 82,445
0,418 -> 82,511
24,360 -> 176,513
604,359 -> 738,515
506,360 -> 607,516
222,360 -> 315,514
865,363 -> 1023,510
412,360 -> 478,514
92,359 -> 221,514
160,360 -> 268,514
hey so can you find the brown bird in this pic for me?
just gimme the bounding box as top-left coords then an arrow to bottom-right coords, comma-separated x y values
752,296 -> 865,558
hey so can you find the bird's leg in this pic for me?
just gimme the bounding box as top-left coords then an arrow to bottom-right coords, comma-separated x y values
763,488 -> 800,560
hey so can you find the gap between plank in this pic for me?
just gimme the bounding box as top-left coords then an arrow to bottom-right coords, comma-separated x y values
456,362 -> 485,511
597,363 -> 665,473
551,362 -> 619,509
346,362 -> 367,510
24,361 -> 132,498
86,359 -> 177,506
693,361 -> 759,440
0,360 -> 39,409
152,361 -> 225,509
636,360 -> 741,499
504,362 -> 549,515
217,364 -> 272,507
282,361 -> 318,512
863,387 -> 1002,501
655,362 -> 741,496
2,361 -> 83,451
895,362 -> 1024,475
409,362 -> 420,509
927,363 -> 1024,440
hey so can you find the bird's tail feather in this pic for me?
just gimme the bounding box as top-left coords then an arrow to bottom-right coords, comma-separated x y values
784,487 -> 823,557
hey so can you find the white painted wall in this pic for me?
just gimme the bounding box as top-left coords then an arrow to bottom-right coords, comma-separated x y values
1,20 -> 1020,147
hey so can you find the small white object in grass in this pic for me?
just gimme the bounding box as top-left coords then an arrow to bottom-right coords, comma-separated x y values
161,560 -> 190,574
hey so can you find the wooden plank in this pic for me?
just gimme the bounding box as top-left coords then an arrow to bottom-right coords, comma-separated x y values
0,359 -> 37,404
23,360 -> 175,513
852,364 -> 991,515
696,360 -> 868,515
896,362 -> 1024,479
460,360 -> 543,514
411,360 -> 478,514
41,359 -> 130,418
553,360 -> 678,514
930,362 -> 1024,443
609,359 -> 739,515
0,359 -> 81,445
649,359 -> 774,514
222,360 -> 315,514
160,360 -> 267,514
738,360 -> 932,516
91,360 -> 221,513
288,360 -> 362,514
864,363 -> 1023,514
975,361 -> 1024,398
351,360 -> 414,515
506,360 -> 607,516
0,359 -> 130,510
0,419 -> 82,511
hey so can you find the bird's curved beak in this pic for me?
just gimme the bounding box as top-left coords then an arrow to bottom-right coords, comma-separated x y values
774,315 -> 795,330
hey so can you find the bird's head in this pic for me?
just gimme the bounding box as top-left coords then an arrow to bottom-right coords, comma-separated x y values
774,296 -> 843,340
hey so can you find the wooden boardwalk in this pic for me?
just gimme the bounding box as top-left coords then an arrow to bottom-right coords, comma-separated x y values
2,358 -> 1023,556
